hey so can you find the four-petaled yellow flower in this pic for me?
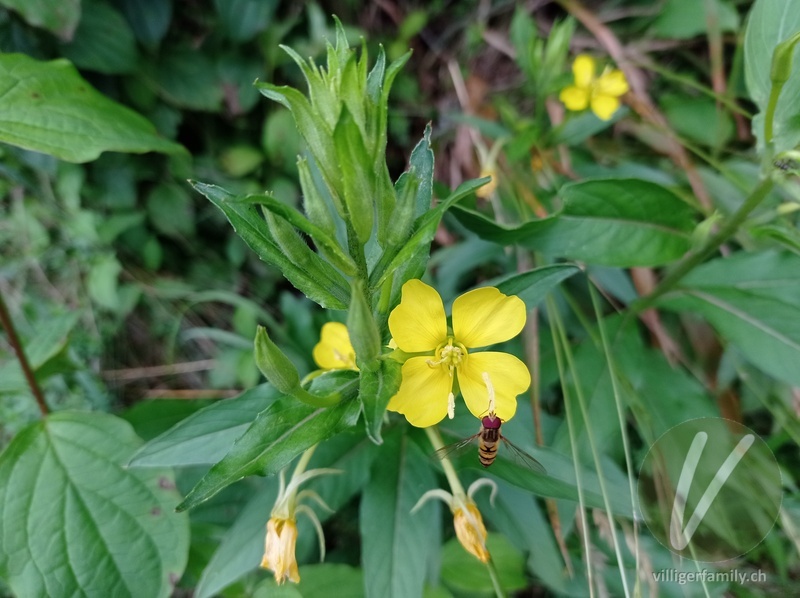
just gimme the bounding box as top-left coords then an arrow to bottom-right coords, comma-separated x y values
559,54 -> 629,121
386,280 -> 530,427
261,517 -> 300,584
312,322 -> 358,371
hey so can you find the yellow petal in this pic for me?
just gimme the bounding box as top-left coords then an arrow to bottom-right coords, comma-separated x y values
559,85 -> 590,112
388,279 -> 447,353
590,94 -> 620,121
595,69 -> 629,97
312,322 -> 357,370
458,352 -> 531,421
452,287 -> 526,348
387,356 -> 452,427
572,54 -> 596,88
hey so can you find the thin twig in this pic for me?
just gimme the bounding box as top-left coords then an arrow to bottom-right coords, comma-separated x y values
0,291 -> 48,416
102,359 -> 217,381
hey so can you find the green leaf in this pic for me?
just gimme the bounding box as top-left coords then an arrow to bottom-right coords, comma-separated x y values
490,264 -> 582,310
254,564 -> 364,598
0,412 -> 189,598
358,358 -> 402,444
0,0 -> 80,39
744,0 -> 800,152
177,371 -> 361,511
192,181 -> 350,309
117,0 -> 172,48
441,534 -> 527,595
371,177 -> 490,288
25,311 -> 79,369
360,430 -> 439,598
333,105 -> 375,244
453,178 -> 696,267
151,48 -> 223,112
651,0 -> 739,39
130,384 -> 280,467
59,2 -> 138,74
0,54 -> 184,162
87,253 -> 122,309
147,182 -> 195,238
213,0 -> 278,42
658,251 -> 800,386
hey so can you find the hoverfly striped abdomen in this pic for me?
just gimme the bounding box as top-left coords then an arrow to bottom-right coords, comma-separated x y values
478,415 -> 502,467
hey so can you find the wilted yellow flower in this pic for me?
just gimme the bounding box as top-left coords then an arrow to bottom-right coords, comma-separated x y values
559,54 -> 629,121
261,517 -> 300,584
454,502 -> 490,563
387,280 -> 529,427
312,322 -> 358,370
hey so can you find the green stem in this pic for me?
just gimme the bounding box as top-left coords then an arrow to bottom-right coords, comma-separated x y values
632,176 -> 775,313
486,558 -> 507,598
425,426 -> 466,497
0,290 -> 48,416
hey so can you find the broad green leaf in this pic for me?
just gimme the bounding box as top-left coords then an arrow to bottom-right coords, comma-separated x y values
59,2 -> 138,74
122,399 -> 215,441
254,564 -> 364,598
177,371 -> 361,510
651,0 -> 739,39
453,178 -> 696,267
360,430 -> 439,598
147,182 -> 195,238
0,412 -> 189,598
151,48 -> 223,111
213,0 -> 277,41
490,264 -> 582,310
117,0 -> 172,48
0,54 -> 183,162
744,0 -> 800,152
662,96 -> 734,149
129,384 -> 280,467
658,251 -> 800,386
0,0 -> 80,39
358,358 -> 402,444
192,182 -> 350,309
441,534 -> 527,595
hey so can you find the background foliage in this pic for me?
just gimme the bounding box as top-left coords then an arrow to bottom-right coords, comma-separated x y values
1,0 -> 799,597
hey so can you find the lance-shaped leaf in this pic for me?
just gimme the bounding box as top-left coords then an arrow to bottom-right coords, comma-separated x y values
370,177 -> 490,289
490,264 -> 582,310
358,358 -> 402,444
360,430 -> 439,598
333,105 -> 375,245
192,181 -> 350,309
129,384 -> 280,467
453,178 -> 696,267
658,251 -> 800,387
0,412 -> 189,598
177,371 -> 361,511
0,54 -> 183,162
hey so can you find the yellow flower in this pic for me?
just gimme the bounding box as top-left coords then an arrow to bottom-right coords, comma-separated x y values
559,54 -> 629,121
261,517 -> 300,584
476,167 -> 497,199
386,280 -> 530,427
312,322 -> 358,370
454,502 -> 490,563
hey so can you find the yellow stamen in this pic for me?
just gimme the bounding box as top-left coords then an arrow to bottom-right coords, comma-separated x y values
447,392 -> 455,419
481,372 -> 496,415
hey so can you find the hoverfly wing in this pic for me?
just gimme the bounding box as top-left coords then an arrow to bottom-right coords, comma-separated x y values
433,434 -> 480,462
500,436 -> 547,474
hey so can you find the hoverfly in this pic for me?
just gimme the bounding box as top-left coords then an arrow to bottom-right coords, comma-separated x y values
435,412 -> 546,473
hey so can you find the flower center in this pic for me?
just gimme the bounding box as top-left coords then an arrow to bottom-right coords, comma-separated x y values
426,338 -> 467,372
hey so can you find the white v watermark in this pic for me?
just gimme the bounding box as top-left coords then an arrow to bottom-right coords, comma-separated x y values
669,431 -> 755,550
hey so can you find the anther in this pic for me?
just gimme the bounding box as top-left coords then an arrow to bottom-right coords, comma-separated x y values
481,372 -> 496,415
447,392 -> 455,419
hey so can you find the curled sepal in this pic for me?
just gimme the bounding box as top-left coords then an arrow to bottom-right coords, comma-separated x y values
467,478 -> 498,507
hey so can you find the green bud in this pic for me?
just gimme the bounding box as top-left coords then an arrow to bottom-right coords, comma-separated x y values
254,325 -> 300,394
770,31 -> 800,84
347,281 -> 382,367
255,326 -> 341,407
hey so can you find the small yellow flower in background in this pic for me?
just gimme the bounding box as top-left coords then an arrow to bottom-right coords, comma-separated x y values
262,517 -> 300,583
476,167 -> 498,199
386,280 -> 530,427
559,54 -> 629,121
312,322 -> 358,370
